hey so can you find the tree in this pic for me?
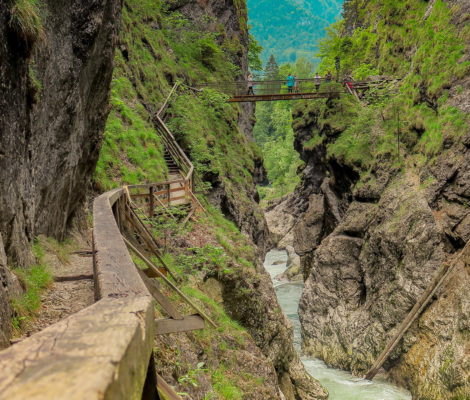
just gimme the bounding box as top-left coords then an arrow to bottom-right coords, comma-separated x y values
294,57 -> 315,78
264,54 -> 280,81
248,33 -> 263,72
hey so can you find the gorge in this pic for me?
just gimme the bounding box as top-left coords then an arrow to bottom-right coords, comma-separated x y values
0,0 -> 469,399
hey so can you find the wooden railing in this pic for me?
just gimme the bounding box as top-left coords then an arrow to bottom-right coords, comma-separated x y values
0,188 -> 156,399
154,84 -> 193,183
0,85 -> 209,399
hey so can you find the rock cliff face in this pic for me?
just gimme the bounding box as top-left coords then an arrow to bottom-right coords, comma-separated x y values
296,131 -> 470,398
285,1 -> 470,397
0,0 -> 122,346
256,1 -> 470,398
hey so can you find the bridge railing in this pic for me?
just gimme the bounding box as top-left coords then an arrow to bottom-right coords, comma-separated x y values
198,79 -> 344,97
197,77 -> 398,98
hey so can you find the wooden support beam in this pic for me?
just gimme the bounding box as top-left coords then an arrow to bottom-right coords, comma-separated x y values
125,203 -> 179,283
123,237 -> 217,329
149,186 -> 155,217
156,374 -> 183,400
228,91 -> 343,103
364,262 -> 456,380
136,269 -> 183,320
155,314 -> 205,335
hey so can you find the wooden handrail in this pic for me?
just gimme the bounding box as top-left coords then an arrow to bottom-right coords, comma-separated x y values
0,79 -> 214,398
0,188 -> 156,400
157,83 -> 180,117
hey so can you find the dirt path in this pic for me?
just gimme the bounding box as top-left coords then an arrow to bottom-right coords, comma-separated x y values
18,234 -> 95,339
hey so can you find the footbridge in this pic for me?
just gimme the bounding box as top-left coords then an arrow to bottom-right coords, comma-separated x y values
0,84 -> 208,400
197,77 -> 396,103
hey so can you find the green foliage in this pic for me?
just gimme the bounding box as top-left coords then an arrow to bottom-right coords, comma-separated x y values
212,366 -> 243,399
9,0 -> 44,45
182,287 -> 245,335
178,362 -> 207,388
95,70 -> 168,190
307,0 -> 469,176
11,239 -> 52,332
167,88 -> 260,211
255,101 -> 302,200
248,33 -> 263,72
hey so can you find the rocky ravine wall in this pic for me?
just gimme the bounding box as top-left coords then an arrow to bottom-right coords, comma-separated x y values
266,55 -> 470,400
0,0 -> 122,347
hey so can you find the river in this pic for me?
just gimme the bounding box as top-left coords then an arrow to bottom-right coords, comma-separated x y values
264,249 -> 412,400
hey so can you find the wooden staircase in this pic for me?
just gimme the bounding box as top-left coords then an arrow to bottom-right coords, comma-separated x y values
164,149 -> 181,178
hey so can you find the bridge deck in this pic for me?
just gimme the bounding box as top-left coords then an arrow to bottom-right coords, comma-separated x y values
197,77 -> 396,103
228,91 -> 343,102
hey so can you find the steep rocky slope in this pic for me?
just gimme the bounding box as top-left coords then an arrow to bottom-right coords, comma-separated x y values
269,0 -> 470,399
0,0 -> 122,347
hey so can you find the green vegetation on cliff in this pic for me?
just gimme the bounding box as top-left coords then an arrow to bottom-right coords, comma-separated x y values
306,0 -> 470,176
95,0 -> 262,219
9,0 -> 44,46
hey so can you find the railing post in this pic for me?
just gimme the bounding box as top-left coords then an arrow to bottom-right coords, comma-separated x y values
149,186 -> 155,218
167,183 -> 171,207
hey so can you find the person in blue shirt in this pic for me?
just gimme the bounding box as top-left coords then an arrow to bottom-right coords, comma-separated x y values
287,74 -> 295,93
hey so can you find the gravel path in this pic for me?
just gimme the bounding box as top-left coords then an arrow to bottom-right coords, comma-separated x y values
18,234 -> 95,339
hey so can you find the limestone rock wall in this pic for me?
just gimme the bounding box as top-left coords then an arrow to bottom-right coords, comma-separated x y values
0,0 -> 122,346
288,4 -> 470,395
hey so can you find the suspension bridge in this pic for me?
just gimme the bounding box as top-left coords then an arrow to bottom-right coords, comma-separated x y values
197,77 -> 396,103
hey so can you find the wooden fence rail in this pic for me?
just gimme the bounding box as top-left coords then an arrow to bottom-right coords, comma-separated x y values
0,188 -> 157,400
0,85 -> 205,399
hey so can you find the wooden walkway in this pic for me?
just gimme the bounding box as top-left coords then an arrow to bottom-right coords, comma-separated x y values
0,84 -> 206,400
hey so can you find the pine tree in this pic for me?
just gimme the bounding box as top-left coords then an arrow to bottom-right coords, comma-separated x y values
264,54 -> 280,81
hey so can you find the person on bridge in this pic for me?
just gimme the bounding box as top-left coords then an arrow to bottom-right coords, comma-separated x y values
294,76 -> 300,93
287,74 -> 295,93
247,74 -> 255,95
325,71 -> 332,83
315,73 -> 321,91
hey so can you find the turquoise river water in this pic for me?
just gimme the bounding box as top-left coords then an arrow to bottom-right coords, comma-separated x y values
264,249 -> 412,400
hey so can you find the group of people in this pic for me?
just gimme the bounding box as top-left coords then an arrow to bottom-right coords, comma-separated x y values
246,71 -> 354,95
286,71 -> 334,93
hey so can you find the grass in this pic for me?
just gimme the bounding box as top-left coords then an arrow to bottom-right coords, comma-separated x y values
211,366 -> 243,400
9,0 -> 45,46
310,0 -> 470,176
11,239 -> 52,332
182,286 -> 245,336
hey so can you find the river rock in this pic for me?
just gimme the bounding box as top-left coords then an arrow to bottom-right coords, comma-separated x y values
265,195 -> 297,247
